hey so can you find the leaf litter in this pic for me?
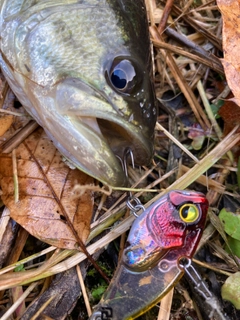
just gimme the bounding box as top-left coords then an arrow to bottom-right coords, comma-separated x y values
1,0 -> 240,319
0,127 -> 94,249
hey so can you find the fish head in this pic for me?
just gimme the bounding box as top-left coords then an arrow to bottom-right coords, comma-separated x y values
1,0 -> 157,186
51,2 -> 158,187
53,53 -> 157,186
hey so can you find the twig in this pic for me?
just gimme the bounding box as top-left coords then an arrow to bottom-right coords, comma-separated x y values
150,26 -> 211,129
156,122 -> 200,163
158,0 -> 174,34
0,282 -> 39,320
76,265 -> 92,317
0,120 -> 39,153
30,294 -> 57,320
192,258 -> 232,277
172,4 -> 222,51
12,149 -> 19,203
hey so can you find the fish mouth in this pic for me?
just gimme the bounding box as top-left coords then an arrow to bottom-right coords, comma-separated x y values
96,118 -> 152,161
66,115 -> 154,186
53,78 -> 155,187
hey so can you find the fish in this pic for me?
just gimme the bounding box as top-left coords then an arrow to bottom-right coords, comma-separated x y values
90,190 -> 209,320
0,0 -> 157,186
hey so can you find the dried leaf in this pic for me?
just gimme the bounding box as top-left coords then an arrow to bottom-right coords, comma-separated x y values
0,115 -> 14,136
217,0 -> 240,106
218,100 -> 240,135
0,128 -> 94,249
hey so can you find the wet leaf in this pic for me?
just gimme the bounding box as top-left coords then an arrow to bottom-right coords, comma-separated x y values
226,237 -> 240,258
0,128 -> 94,249
219,208 -> 240,240
222,272 -> 240,309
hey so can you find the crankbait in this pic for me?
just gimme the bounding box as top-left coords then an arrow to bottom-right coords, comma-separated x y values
90,190 -> 208,319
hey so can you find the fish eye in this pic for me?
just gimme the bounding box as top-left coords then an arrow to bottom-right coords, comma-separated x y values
108,58 -> 140,94
179,203 -> 200,223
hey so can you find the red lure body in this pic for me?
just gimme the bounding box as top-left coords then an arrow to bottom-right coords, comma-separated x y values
90,190 -> 208,320
123,190 -> 208,271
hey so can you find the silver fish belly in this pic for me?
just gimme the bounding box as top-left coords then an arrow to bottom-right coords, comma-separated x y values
0,0 -> 157,186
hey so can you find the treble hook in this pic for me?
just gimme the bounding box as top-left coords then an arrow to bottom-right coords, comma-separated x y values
123,148 -> 135,179
117,148 -> 145,217
116,148 -> 135,181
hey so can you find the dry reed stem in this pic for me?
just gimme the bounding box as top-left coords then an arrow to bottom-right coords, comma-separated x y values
0,207 -> 10,243
76,265 -> 92,317
0,282 -> 39,320
157,288 -> 174,320
151,39 -> 223,74
180,165 -> 225,193
149,126 -> 240,205
150,26 -> 211,129
156,122 -> 199,163
30,294 -> 57,320
192,258 -> 232,277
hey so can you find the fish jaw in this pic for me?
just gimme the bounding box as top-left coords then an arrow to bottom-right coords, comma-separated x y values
44,77 -> 155,187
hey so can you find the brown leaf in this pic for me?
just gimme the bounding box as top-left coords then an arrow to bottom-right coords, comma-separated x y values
217,0 -> 240,106
0,128 -> 94,249
219,99 -> 240,135
0,115 -> 14,136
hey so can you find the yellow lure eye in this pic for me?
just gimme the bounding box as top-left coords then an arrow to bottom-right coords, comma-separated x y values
179,203 -> 200,223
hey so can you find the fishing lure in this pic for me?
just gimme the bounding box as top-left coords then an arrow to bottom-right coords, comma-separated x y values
89,190 -> 208,320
